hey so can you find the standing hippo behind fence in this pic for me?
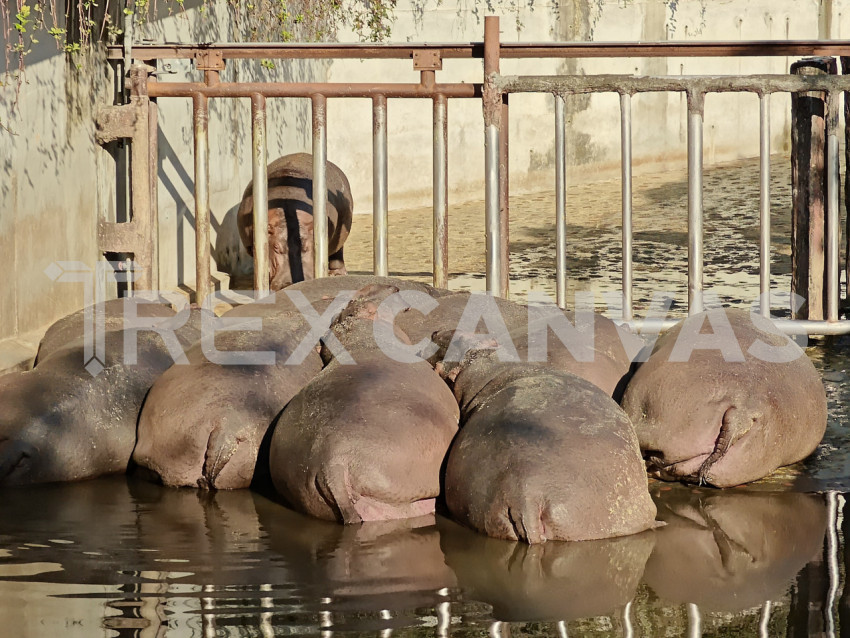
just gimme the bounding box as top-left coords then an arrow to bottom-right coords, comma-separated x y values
621,308 -> 827,487
237,153 -> 353,290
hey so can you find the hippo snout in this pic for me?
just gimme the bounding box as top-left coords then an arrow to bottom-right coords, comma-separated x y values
0,439 -> 35,483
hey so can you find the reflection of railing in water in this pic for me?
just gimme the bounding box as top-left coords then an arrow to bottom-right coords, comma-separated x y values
102,19 -> 850,334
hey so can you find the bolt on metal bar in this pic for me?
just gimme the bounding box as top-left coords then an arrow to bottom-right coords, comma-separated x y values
620,93 -> 634,322
193,92 -> 212,305
251,94 -> 270,297
312,95 -> 329,279
759,93 -> 771,318
554,94 -> 567,309
687,93 -> 705,315
372,95 -> 389,277
827,112 -> 840,322
433,94 -> 449,289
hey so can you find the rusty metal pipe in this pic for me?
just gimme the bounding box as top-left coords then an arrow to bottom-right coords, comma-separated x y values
112,40 -> 850,63
312,95 -> 329,279
433,94 -> 449,289
193,93 -> 212,305
148,82 -> 480,99
827,97 -> 840,322
372,95 -> 389,277
251,94 -> 270,297
484,15 -> 503,297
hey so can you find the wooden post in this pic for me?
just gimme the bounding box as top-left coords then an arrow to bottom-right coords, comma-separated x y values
790,57 -> 837,320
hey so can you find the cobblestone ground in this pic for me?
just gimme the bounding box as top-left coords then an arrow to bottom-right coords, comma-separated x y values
344,154 -> 796,316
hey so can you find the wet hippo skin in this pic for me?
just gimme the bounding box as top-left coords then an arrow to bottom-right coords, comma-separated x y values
133,311 -> 323,490
0,303 -> 201,485
621,308 -> 827,487
431,335 -> 657,544
269,285 -> 459,523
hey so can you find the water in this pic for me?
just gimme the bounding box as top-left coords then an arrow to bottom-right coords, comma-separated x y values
0,477 -> 846,637
4,157 -> 850,636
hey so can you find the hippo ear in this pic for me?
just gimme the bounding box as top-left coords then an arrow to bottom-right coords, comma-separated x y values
434,360 -> 462,384
343,284 -> 402,321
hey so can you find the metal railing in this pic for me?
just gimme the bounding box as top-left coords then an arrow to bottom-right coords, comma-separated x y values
480,16 -> 850,335
104,19 -> 850,334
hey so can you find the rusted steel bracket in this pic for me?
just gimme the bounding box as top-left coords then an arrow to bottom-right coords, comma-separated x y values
95,63 -> 158,291
195,50 -> 225,72
95,104 -> 138,144
413,50 -> 442,71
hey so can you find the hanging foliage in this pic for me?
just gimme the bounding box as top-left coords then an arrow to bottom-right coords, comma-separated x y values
2,0 -> 399,80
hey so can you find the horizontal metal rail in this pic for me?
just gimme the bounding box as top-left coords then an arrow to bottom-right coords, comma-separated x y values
495,73 -> 850,95
147,81 -> 480,99
494,67 -> 850,335
107,40 -> 850,62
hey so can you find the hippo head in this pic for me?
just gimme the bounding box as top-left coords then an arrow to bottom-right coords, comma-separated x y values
239,206 -> 315,291
425,330 -> 501,384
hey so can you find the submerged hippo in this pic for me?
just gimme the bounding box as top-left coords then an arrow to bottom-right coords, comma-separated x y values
237,153 -> 353,290
133,311 -> 323,490
269,285 -> 460,523
621,308 -> 827,487
0,302 -> 201,485
432,335 -> 657,544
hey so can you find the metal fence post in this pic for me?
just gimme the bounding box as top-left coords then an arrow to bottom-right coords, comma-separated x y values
483,16 -> 503,297
312,94 -> 329,279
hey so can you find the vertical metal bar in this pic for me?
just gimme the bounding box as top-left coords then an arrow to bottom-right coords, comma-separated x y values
148,70 -> 160,291
758,602 -> 771,638
500,95 -> 510,297
826,491 -> 839,638
251,94 -> 270,297
193,92 -> 211,305
483,16 -> 503,297
128,65 -> 152,292
373,95 -> 389,277
759,93 -> 771,318
433,94 -> 449,289
687,92 -> 705,315
312,94 -> 329,279
555,93 -> 567,309
621,92 -> 634,321
687,603 -> 702,638
827,93 -> 840,322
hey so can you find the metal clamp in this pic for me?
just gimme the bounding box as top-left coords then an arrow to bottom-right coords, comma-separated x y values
413,50 -> 442,71
195,50 -> 225,72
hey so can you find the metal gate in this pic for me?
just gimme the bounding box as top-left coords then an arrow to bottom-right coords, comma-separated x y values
100,16 -> 850,335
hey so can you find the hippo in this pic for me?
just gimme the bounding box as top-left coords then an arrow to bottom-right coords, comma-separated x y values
621,308 -> 828,487
511,310 -> 642,399
432,335 -> 658,543
644,486 -> 826,611
390,291 -> 641,397
269,285 -> 460,523
0,302 -> 201,485
133,311 -> 323,490
237,153 -> 353,290
34,297 -> 177,365
438,515 -> 655,622
223,274 -> 446,321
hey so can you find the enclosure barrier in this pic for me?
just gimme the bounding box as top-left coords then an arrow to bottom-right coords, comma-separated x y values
480,16 -> 850,335
102,19 -> 850,334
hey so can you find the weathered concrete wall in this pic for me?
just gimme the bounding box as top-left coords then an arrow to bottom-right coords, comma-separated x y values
1,0 -> 847,350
